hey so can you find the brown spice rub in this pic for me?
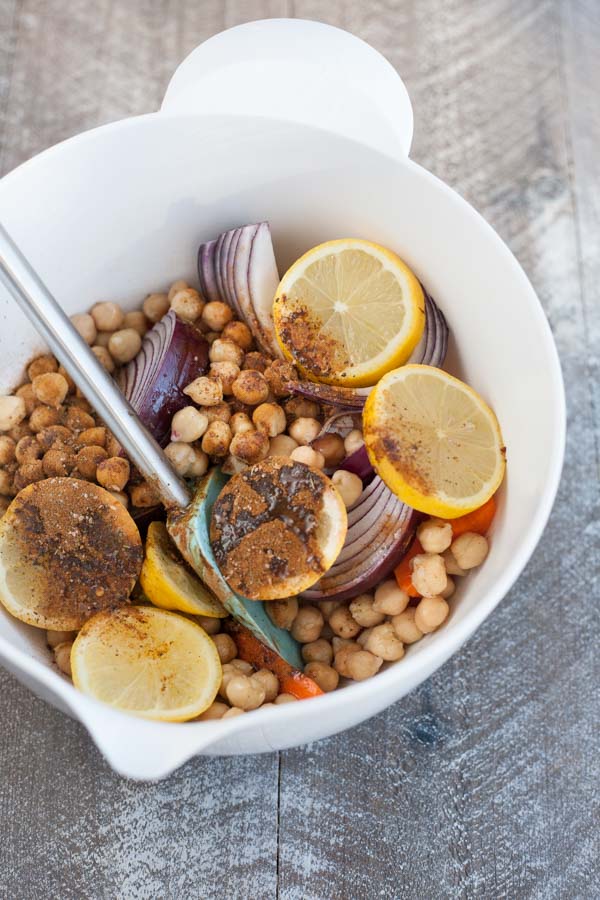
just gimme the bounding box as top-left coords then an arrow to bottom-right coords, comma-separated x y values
1,477 -> 142,630
209,457 -> 328,600
276,296 -> 349,380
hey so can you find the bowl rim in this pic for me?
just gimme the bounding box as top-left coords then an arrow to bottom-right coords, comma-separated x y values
0,111 -> 566,763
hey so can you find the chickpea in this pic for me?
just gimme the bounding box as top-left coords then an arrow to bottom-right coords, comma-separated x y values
78,426 -> 107,448
15,384 -> 37,415
266,597 -> 299,631
170,288 -> 204,322
0,436 -> 16,465
329,605 -> 362,639
71,313 -> 97,346
91,301 -> 124,332
122,310 -> 148,336
201,420 -> 232,457
229,430 -> 269,465
201,301 -> 233,332
230,659 -> 254,675
143,292 -> 170,323
188,447 -> 209,477
333,642 -> 361,676
230,412 -> 254,436
13,461 -> 44,491
168,279 -> 188,302
442,548 -> 467,576
31,373 -> 69,409
290,446 -> 325,469
222,320 -> 253,350
57,366 -> 76,395
54,642 -> 73,677
209,339 -> 244,367
109,490 -> 129,508
346,650 -> 383,681
108,328 -> 142,364
232,370 -> 269,406
210,361 -> 240,395
213,633 -> 237,664
171,406 -> 209,443
291,606 -> 324,643
221,455 -> 247,476
284,397 -> 320,420
410,553 -> 447,597
319,599 -> 344,620
222,707 -> 245,718
356,627 -> 373,647
417,520 -> 453,554
96,457 -> 130,491
28,406 -> 60,432
47,629 -> 76,649
75,445 -> 107,479
94,331 -> 113,348
373,580 -> 410,616
226,674 -> 265,710
37,425 -> 72,452
304,661 -> 339,692
251,669 -> 279,702
27,355 -> 58,382
42,448 -> 76,477
349,594 -> 385,628
288,417 -> 321,446
129,481 -> 160,508
9,422 -> 33,442
164,442 -> 197,475
331,470 -> 363,508
196,615 -> 222,636
441,576 -> 455,599
391,607 -> 424,644
344,429 -> 364,456
414,596 -> 449,633
451,532 -> 489,569
197,701 -> 229,721
64,407 -> 95,433
268,434 -> 298,457
264,359 -> 298,397
252,403 -> 286,437
364,623 -> 405,661
301,638 -> 333,664
0,469 -> 15,496
274,693 -> 298,704
183,375 -> 223,407
312,433 -> 345,467
0,396 -> 27,432
91,345 -> 116,374
242,352 -> 269,373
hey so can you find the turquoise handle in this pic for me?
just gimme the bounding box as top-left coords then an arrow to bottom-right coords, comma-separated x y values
168,469 -> 303,669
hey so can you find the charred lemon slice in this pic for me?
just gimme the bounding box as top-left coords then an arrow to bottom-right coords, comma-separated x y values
209,456 -> 347,600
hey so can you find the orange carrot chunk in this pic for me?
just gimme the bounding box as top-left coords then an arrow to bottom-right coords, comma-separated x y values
394,538 -> 423,597
446,495 -> 496,537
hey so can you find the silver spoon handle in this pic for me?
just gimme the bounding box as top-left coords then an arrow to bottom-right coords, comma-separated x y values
0,224 -> 190,509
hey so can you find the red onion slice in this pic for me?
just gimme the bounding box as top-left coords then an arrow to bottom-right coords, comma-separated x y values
339,444 -> 372,481
198,239 -> 219,302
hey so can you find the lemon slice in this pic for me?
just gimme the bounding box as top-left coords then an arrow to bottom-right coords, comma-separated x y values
273,239 -> 425,387
140,521 -> 226,617
71,606 -> 221,721
363,365 -> 506,518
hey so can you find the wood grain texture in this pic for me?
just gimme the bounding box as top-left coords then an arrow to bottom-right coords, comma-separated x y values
0,1 -> 598,899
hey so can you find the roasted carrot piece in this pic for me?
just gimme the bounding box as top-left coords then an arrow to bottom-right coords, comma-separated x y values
394,538 -> 423,597
223,620 -> 324,700
446,495 -> 497,537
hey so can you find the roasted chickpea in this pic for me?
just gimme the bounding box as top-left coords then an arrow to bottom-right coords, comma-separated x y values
440,576 -> 455,599
37,425 -> 72,452
391,607 -> 424,644
268,434 -> 298,457
197,701 -> 229,721
201,301 -> 233,332
312,433 -> 345,467
411,553 -> 447,597
170,288 -> 204,322
29,406 -> 61,433
188,447 -> 209,477
94,331 -> 113,348
264,359 -> 298,397
304,661 -> 339,692
291,606 -> 324,643
0,469 -> 15,496
91,345 -> 116,374
288,417 -> 321,446
164,442 -> 196,476
331,470 -> 362,507
242,352 -> 269,373
108,328 -> 142,364
230,659 -> 254,675
222,320 -> 253,350
346,650 -> 383,681
0,396 -> 27,431
230,412 -> 254,435
122,310 -> 148,336
301,638 -> 333,664
143,292 -> 170,322
42,447 -> 76,477
70,313 -> 97,346
226,674 -> 265,710
349,594 -> 385,628
274,693 -> 298,705
77,426 -> 106,448
364,623 -> 404,661
213,633 -> 237,664
64,406 -> 95,433
319,599 -> 344,620
251,669 -> 279,702
91,301 -> 124,332
171,406 -> 209,443
442,548 -> 467,576
96,457 -> 130,491
57,366 -> 76,395
209,339 -> 244,367
333,642 -> 361,677
344,429 -> 364,456
210,361 -> 240,395
109,490 -> 129,508
27,356 -> 58,382
290,446 -> 325,469
252,402 -> 286,437
15,384 -> 37,415
8,422 -> 33,442
31,373 -> 69,409
13,461 -> 44,491
201,420 -> 232,457
329,605 -> 362,639
222,706 -> 245,718
266,597 -> 299,631
195,615 -> 222,636
183,375 -> 223,407
284,397 -> 320,420
46,629 -> 77,649
75,445 -> 108,479
168,279 -> 188,302
417,519 -> 453,554
15,436 -> 42,465
54,642 -> 73,677
229,430 -> 269,465
414,596 -> 449,633
232,370 -> 269,406
451,532 -> 489,569
0,436 -> 16,465
373,580 -> 410,616
129,481 -> 160,508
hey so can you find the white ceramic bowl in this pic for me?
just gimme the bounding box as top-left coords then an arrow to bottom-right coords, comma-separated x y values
0,20 -> 565,780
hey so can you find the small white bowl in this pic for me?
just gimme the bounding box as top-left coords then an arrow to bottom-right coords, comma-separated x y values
0,20 -> 565,780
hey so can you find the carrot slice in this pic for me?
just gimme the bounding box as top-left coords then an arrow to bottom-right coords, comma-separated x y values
445,495 -> 496,537
223,620 -> 324,700
394,538 -> 423,597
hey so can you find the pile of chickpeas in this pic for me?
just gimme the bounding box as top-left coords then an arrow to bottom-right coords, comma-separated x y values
0,276 -> 490,708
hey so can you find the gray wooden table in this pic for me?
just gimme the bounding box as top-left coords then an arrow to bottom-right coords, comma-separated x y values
0,2 -> 598,898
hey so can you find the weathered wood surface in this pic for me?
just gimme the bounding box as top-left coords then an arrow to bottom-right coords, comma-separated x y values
0,1 -> 598,898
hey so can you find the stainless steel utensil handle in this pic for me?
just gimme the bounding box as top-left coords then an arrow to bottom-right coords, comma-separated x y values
0,224 -> 191,509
